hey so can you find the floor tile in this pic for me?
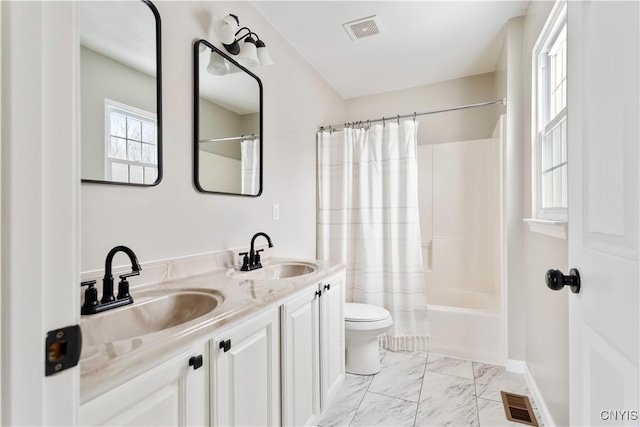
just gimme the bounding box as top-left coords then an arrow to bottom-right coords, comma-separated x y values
426,354 -> 474,379
477,397 -> 544,427
350,392 -> 418,427
473,362 -> 532,402
415,371 -> 478,426
368,350 -> 427,402
379,347 -> 387,363
477,398 -> 520,427
317,374 -> 373,427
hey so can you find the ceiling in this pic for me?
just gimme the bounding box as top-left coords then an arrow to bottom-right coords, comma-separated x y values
251,1 -> 528,99
80,1 -> 156,78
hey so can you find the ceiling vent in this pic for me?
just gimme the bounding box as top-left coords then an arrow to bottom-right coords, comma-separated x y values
343,15 -> 383,41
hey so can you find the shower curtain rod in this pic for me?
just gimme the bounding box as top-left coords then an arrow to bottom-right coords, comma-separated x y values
317,98 -> 506,131
199,134 -> 260,143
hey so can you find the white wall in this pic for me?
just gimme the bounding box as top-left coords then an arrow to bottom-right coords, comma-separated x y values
80,46 -> 157,181
503,16 -> 527,363
493,34 -> 507,119
521,2 -> 569,425
80,1 -> 345,271
345,72 -> 500,146
199,151 -> 241,193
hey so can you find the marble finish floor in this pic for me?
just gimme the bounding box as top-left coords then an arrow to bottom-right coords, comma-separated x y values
318,350 -> 543,427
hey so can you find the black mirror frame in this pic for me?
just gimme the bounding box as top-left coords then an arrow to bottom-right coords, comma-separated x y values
81,0 -> 163,187
193,39 -> 263,197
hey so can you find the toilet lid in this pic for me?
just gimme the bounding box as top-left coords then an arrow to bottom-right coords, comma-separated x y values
345,303 -> 390,322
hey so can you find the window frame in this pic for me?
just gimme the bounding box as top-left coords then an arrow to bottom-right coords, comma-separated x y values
532,0 -> 568,223
104,98 -> 158,185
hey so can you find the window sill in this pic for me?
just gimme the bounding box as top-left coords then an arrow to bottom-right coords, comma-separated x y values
523,218 -> 567,240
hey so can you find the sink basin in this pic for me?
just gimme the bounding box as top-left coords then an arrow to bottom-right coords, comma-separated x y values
81,290 -> 223,347
233,262 -> 318,280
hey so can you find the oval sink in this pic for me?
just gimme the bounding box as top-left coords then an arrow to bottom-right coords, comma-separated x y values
234,262 -> 318,280
81,290 -> 223,347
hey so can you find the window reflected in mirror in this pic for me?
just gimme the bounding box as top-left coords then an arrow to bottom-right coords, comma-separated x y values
194,40 -> 263,196
80,0 -> 162,186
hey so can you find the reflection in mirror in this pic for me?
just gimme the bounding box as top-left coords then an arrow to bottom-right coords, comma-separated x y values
194,40 -> 263,196
80,0 -> 162,186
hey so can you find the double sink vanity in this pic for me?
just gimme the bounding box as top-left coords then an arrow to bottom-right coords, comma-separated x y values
79,247 -> 346,426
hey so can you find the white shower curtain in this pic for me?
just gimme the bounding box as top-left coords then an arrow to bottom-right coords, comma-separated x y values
317,121 -> 430,351
241,138 -> 260,195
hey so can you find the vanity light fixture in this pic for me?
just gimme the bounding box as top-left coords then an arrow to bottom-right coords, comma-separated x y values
223,27 -> 273,67
217,19 -> 273,68
214,14 -> 240,45
206,14 -> 273,76
207,50 -> 228,75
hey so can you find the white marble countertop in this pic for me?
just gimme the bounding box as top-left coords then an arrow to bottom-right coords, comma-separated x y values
80,256 -> 345,403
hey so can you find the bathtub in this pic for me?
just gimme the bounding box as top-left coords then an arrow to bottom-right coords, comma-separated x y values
427,301 -> 504,365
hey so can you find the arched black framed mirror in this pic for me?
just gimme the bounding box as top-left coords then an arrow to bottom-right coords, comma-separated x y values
194,39 -> 263,196
80,0 -> 163,186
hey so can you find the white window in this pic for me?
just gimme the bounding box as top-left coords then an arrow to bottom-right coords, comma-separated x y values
105,99 -> 158,185
532,1 -> 567,223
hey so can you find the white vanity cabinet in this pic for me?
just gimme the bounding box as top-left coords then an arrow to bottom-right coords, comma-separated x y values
281,270 -> 345,426
79,343 -> 208,426
209,305 -> 280,427
79,266 -> 345,427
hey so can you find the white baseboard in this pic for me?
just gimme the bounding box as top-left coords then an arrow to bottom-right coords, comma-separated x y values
505,358 -> 525,374
523,363 -> 556,427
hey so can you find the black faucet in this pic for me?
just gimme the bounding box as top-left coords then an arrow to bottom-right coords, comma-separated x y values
81,245 -> 141,315
239,232 -> 273,271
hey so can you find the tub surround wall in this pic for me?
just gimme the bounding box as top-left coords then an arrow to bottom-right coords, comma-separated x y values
419,138 -> 501,312
81,1 -> 345,272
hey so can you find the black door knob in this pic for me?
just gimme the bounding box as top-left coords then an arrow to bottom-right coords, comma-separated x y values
545,268 -> 581,294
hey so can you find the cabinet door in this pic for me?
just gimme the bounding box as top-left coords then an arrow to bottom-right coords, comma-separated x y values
79,344 -> 208,426
281,288 -> 321,426
210,307 -> 280,427
320,271 -> 346,410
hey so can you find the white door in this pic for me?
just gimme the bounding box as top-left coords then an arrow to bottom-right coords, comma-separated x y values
567,1 -> 639,424
210,307 -> 280,427
320,272 -> 345,410
1,2 -> 80,425
281,288 -> 321,427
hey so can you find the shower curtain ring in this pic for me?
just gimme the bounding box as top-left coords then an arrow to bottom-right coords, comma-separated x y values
382,117 -> 385,127
413,112 -> 417,123
397,115 -> 400,125
367,120 -> 370,129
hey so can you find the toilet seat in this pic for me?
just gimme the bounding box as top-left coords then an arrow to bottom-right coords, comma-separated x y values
345,303 -> 390,322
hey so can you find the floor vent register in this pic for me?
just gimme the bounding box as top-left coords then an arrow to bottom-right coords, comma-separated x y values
500,391 -> 539,426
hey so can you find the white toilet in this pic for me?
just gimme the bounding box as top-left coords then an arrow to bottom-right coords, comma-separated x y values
345,303 -> 393,375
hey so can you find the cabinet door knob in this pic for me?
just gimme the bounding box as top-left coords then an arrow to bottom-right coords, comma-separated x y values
323,283 -> 331,291
189,355 -> 203,370
315,290 -> 322,298
545,268 -> 581,294
219,339 -> 232,352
